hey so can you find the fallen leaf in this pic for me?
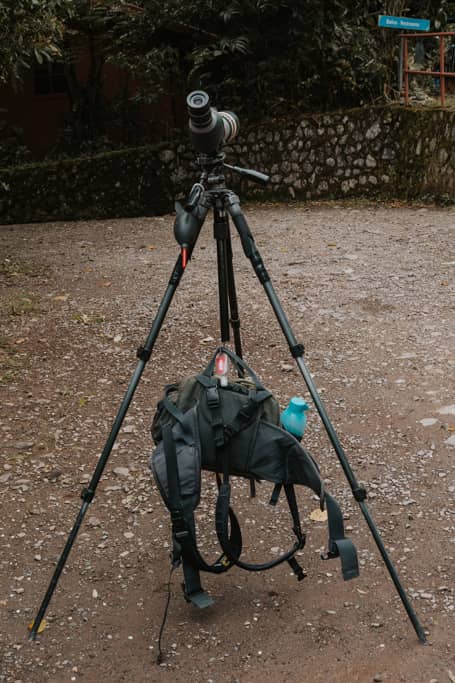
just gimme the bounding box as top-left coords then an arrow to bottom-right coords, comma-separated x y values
28,619 -> 47,634
15,338 -> 26,344
146,244 -> 156,250
310,508 -> 328,522
53,294 -> 68,302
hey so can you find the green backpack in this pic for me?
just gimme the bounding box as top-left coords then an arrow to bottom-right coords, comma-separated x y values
150,347 -> 358,609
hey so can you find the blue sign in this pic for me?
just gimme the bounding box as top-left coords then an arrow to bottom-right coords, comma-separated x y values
378,15 -> 431,31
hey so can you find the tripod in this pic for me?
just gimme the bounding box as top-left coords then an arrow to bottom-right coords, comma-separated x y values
29,153 -> 426,644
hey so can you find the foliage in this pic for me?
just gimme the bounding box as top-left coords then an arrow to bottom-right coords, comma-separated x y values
0,143 -> 175,223
0,0 -> 452,155
185,0 -> 450,116
0,116 -> 32,166
47,1 -> 188,151
0,0 -> 73,84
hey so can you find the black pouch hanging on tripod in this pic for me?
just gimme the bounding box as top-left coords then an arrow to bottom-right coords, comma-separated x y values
150,347 -> 359,608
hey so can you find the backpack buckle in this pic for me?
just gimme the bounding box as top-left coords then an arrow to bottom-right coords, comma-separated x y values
219,554 -> 232,568
171,510 -> 188,536
175,529 -> 190,541
223,423 -> 236,439
206,386 -> 220,409
238,408 -> 252,422
213,429 -> 225,448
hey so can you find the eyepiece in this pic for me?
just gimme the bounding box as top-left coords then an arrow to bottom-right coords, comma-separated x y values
187,91 -> 212,129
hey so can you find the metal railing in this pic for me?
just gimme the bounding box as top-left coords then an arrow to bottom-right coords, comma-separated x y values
400,31 -> 455,107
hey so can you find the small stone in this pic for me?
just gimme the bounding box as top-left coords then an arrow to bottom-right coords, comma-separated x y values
88,517 -> 101,527
113,467 -> 130,477
13,441 -> 34,451
123,531 -> 134,539
445,435 -> 455,447
373,676 -> 383,682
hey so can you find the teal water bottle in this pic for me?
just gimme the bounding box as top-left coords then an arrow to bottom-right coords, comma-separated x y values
281,397 -> 310,440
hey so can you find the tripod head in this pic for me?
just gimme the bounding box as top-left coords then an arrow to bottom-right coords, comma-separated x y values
173,155 -> 269,264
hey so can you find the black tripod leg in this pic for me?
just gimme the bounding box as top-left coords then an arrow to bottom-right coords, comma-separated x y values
214,204 -> 243,359
29,233 -> 204,640
225,233 -> 243,361
227,197 -> 427,643
215,213 -> 231,344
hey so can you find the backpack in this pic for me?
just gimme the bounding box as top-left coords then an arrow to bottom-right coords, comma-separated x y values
150,347 -> 359,608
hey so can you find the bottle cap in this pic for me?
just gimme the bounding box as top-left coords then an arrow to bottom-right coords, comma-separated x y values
289,396 -> 309,411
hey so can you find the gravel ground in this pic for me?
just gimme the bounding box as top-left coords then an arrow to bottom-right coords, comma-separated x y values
0,202 -> 454,683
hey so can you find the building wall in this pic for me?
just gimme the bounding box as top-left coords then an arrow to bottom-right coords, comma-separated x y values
0,53 -> 179,157
0,78 -> 69,157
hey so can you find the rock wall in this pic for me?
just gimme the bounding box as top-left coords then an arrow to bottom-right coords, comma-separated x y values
1,105 -> 453,224
166,105 -> 455,203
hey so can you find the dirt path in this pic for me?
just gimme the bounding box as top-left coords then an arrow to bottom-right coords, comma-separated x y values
1,202 -> 454,683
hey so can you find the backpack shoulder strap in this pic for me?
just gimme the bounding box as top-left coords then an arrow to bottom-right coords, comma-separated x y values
215,480 -> 306,576
322,493 -> 359,581
161,425 -> 242,607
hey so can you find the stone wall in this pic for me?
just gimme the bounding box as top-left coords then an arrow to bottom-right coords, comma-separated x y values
1,105 -> 453,224
165,105 -> 455,203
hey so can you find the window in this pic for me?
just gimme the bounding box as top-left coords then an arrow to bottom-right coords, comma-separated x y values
34,62 -> 67,95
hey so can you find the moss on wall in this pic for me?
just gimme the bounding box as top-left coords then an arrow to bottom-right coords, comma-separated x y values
0,106 -> 453,225
0,144 -> 174,224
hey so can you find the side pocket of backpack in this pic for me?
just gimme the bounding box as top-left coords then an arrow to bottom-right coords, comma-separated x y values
151,383 -> 179,444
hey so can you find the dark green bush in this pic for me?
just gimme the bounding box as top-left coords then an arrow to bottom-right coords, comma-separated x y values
0,144 -> 174,224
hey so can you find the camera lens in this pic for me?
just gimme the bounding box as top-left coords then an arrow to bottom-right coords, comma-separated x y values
187,91 -> 212,129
